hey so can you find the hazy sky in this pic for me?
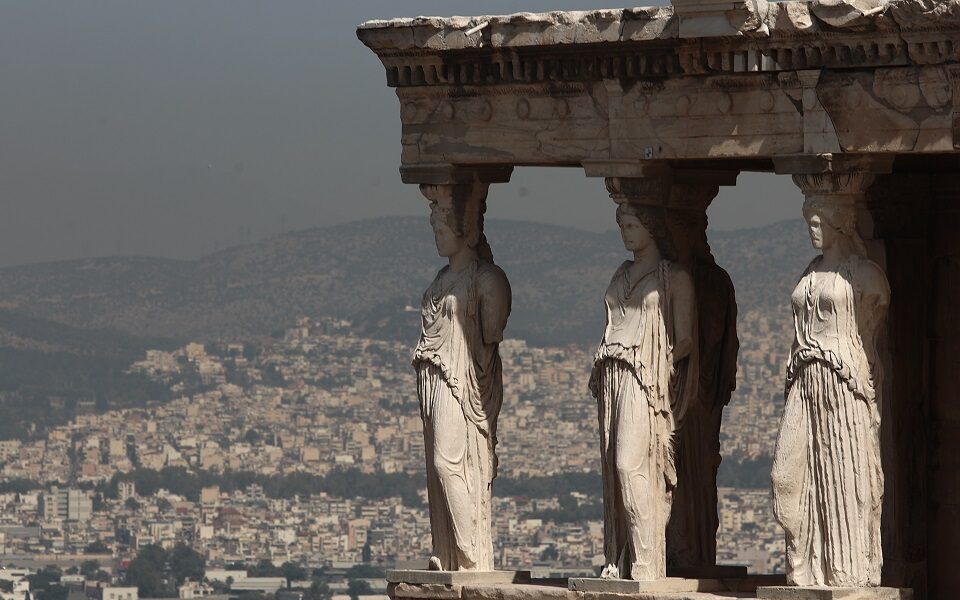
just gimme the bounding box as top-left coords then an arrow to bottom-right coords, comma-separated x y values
0,1 -> 801,267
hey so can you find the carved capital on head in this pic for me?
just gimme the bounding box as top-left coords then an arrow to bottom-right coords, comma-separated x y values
791,172 -> 877,202
419,183 -> 489,232
605,175 -> 673,206
775,153 -> 892,206
418,182 -> 494,263
669,182 -> 721,213
418,182 -> 489,207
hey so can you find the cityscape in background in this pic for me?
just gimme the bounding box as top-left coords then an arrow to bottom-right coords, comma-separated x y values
0,217 -> 809,600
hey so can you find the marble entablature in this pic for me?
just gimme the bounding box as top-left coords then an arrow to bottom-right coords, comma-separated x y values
358,0 -> 960,171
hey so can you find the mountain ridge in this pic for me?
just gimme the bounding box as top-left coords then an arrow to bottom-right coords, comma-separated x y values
0,217 -> 812,346
0,216 -> 812,439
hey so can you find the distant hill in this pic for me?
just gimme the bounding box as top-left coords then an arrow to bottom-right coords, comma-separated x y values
0,310 -> 176,439
0,217 -> 813,347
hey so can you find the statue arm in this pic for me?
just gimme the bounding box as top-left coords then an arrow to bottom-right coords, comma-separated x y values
721,278 -> 740,393
670,267 -> 698,425
671,268 -> 697,361
478,265 -> 512,345
856,260 -> 891,361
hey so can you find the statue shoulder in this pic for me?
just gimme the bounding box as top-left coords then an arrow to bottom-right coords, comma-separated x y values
476,261 -> 511,343
476,261 -> 512,303
666,261 -> 695,291
851,257 -> 890,302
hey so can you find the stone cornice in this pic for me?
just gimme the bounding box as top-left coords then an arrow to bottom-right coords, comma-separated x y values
357,7 -> 676,53
358,1 -> 960,88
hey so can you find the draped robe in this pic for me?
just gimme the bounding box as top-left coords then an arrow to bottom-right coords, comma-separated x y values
589,260 -> 697,581
772,255 -> 889,587
413,259 -> 511,571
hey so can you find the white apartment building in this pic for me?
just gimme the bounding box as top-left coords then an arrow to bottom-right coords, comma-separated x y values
40,487 -> 92,523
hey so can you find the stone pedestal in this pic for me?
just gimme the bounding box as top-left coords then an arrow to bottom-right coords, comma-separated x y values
386,571 -> 530,585
667,564 -> 747,579
757,587 -> 914,600
568,577 -> 726,594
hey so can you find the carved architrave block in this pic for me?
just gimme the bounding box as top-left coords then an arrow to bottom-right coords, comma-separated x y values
945,65 -> 960,149
670,0 -> 769,38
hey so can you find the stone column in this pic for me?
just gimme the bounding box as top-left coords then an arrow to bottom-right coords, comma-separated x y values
922,171 -> 960,600
846,165 -> 960,600
588,163 -> 741,577
760,156 -> 913,598
597,171 -> 679,582
664,178 -> 741,575
397,164 -> 516,580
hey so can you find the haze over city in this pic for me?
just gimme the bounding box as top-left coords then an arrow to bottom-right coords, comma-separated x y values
0,0 -> 801,267
3,0 -> 916,599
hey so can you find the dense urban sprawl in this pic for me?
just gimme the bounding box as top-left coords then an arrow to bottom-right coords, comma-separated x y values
0,317 -> 789,599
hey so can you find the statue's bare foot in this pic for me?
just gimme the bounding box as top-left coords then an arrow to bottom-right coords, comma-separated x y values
428,556 -> 443,571
600,564 -> 619,579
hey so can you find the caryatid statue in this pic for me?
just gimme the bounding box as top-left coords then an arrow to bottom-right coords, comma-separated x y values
665,184 -> 739,569
590,178 -> 698,581
413,182 -> 512,572
771,174 -> 890,587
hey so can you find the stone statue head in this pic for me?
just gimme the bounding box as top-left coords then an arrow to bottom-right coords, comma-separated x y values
802,197 -> 867,257
421,183 -> 494,263
616,202 -> 676,260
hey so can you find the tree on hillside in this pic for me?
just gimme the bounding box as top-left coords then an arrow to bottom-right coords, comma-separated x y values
343,565 -> 383,580
36,585 -> 67,600
304,581 -> 331,600
28,566 -> 62,592
85,541 -> 110,554
280,563 -> 306,589
125,544 -> 168,597
346,580 -> 371,600
80,560 -> 100,579
249,559 -> 281,578
168,543 -> 205,586
539,545 -> 559,562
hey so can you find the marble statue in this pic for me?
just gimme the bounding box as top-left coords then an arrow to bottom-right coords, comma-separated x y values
590,201 -> 698,581
771,195 -> 890,587
413,183 -> 512,572
666,205 -> 739,569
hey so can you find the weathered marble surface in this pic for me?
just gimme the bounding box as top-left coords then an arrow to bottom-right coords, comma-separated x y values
387,571 -> 530,585
358,0 -> 960,49
757,586 -> 913,600
590,183 -> 698,581
568,577 -> 725,593
359,2 -> 960,597
413,182 -> 512,571
358,7 -> 677,51
358,0 -> 960,167
772,171 -> 891,588
389,576 -> 790,600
